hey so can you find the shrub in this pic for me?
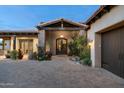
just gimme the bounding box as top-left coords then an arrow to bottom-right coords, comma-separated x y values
10,50 -> 18,60
68,33 -> 87,56
68,41 -> 79,56
45,51 -> 52,60
37,46 -> 46,61
82,58 -> 92,66
79,46 -> 90,59
79,46 -> 92,66
68,32 -> 92,66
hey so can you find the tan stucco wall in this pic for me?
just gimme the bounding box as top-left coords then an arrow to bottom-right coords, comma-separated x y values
10,37 -> 14,51
38,30 -> 45,47
15,36 -> 38,52
87,6 -> 124,67
45,30 -> 80,55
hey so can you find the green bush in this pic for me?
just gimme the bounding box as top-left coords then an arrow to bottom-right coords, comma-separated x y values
37,46 -> 46,61
81,58 -> 92,66
68,32 -> 87,56
68,41 -> 79,56
79,46 -> 90,59
10,50 -> 18,60
68,32 -> 92,66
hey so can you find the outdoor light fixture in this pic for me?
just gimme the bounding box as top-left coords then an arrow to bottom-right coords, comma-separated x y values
88,40 -> 93,46
60,35 -> 64,38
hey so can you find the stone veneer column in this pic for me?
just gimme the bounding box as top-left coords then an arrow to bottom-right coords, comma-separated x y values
38,30 -> 45,47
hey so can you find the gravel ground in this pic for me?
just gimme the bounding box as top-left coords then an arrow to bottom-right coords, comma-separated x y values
0,55 -> 124,88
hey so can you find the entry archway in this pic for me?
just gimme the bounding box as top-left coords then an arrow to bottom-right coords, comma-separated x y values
56,38 -> 67,55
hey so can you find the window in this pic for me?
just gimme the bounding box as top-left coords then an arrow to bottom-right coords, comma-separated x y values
0,38 -> 10,50
4,40 -> 10,50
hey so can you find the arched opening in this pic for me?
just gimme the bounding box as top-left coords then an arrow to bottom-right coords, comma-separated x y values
56,38 -> 67,55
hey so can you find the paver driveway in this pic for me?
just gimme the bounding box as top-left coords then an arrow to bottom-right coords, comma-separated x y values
0,55 -> 124,88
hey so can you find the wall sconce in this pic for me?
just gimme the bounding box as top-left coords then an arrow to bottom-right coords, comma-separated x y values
88,39 -> 93,46
60,35 -> 64,38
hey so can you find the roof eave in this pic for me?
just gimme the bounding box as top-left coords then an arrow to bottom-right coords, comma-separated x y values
85,5 -> 116,26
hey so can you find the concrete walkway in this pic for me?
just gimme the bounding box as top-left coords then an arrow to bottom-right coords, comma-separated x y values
0,55 -> 124,88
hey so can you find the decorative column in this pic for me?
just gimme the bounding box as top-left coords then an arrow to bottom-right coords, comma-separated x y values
38,30 -> 45,48
13,35 -> 16,50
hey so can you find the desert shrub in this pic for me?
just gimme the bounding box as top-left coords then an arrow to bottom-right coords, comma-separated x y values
81,58 -> 92,66
37,46 -> 46,61
79,46 -> 90,60
79,46 -> 92,66
10,50 -> 18,60
68,32 -> 92,66
68,41 -> 79,56
68,32 -> 87,56
45,51 -> 52,60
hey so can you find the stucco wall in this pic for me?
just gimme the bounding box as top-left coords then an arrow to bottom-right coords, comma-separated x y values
38,30 -> 45,47
87,6 -> 124,67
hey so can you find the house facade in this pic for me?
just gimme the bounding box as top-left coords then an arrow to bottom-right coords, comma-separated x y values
0,5 -> 124,78
0,18 -> 88,56
86,5 -> 124,78
37,18 -> 88,55
0,30 -> 38,55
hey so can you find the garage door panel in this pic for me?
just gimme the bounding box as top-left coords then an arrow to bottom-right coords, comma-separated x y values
102,27 -> 121,77
120,27 -> 124,77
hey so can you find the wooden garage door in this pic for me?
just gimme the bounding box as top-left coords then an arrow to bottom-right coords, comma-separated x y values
102,26 -> 124,78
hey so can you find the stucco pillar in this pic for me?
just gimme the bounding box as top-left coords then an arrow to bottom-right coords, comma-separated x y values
33,38 -> 38,52
94,33 -> 101,67
38,30 -> 45,47
10,36 -> 14,51
90,33 -> 101,68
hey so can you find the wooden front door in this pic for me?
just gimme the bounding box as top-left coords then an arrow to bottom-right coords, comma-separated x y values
56,38 -> 67,55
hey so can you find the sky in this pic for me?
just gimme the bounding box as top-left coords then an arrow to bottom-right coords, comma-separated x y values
0,5 -> 100,30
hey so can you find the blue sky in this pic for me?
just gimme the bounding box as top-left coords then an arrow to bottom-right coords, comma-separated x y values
0,5 -> 100,30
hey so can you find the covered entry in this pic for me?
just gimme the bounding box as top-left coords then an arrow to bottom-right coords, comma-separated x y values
102,26 -> 124,78
37,18 -> 88,55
